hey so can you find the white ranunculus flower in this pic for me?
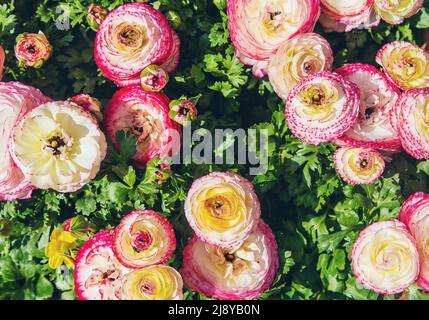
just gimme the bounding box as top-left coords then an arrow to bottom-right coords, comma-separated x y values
11,101 -> 107,193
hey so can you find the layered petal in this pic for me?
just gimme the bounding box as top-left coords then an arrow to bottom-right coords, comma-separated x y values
395,89 -> 429,159
11,101 -> 107,193
335,63 -> 401,152
104,86 -> 181,168
0,82 -> 51,201
74,230 -> 131,300
319,0 -> 380,32
184,172 -> 261,248
123,265 -> 183,300
113,210 -> 176,269
181,220 -> 278,300
374,0 -> 424,25
376,41 -> 429,90
14,31 -> 52,68
94,3 -> 180,87
267,33 -> 333,100
227,0 -> 320,77
285,71 -> 360,145
351,220 -> 420,295
333,147 -> 385,185
399,193 -> 429,291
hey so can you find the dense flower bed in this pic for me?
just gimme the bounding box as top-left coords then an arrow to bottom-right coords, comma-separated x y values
1,0 -> 429,300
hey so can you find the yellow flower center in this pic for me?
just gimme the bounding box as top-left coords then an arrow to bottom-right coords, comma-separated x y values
42,131 -> 73,158
114,23 -> 147,50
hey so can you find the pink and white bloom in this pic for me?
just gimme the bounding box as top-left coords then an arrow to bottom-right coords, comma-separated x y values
122,265 -> 183,300
94,3 -> 180,87
394,89 -> 429,160
352,220 -> 420,295
399,193 -> 429,291
374,0 -> 424,25
335,63 -> 401,152
227,0 -> 320,78
104,86 -> 181,168
113,210 -> 176,269
319,0 -> 380,32
333,147 -> 385,185
0,82 -> 50,201
184,172 -> 261,249
267,33 -> 333,100
181,220 -> 279,300
74,230 -> 131,300
376,41 -> 429,90
11,101 -> 107,193
285,72 -> 360,145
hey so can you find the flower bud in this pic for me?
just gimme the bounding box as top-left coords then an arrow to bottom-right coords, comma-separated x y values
87,5 -> 109,31
69,94 -> 103,122
14,31 -> 52,68
169,97 -> 198,126
140,65 -> 169,92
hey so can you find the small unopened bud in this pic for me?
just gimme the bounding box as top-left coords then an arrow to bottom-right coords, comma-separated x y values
140,65 -> 169,92
87,5 -> 109,31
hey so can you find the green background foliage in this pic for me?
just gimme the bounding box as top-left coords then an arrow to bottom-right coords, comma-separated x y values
1,0 -> 429,300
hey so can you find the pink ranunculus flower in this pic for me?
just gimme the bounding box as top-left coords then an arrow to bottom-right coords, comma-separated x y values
319,0 -> 380,32
104,86 -> 181,168
267,33 -> 333,100
113,210 -> 176,269
14,31 -> 52,68
335,63 -> 401,152
74,230 -> 131,300
352,220 -> 420,295
11,101 -> 107,193
94,3 -> 180,87
184,172 -> 261,249
0,82 -> 51,201
376,41 -> 429,90
399,193 -> 429,291
227,0 -> 320,78
333,147 -> 385,185
0,45 -> 5,80
374,0 -> 424,25
394,89 -> 429,160
181,220 -> 279,300
285,71 -> 360,145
